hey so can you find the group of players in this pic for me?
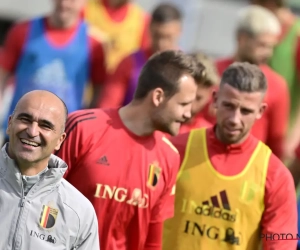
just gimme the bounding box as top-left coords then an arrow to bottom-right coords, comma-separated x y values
0,0 -> 300,249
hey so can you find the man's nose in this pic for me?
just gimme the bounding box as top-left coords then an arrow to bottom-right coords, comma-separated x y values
26,122 -> 39,137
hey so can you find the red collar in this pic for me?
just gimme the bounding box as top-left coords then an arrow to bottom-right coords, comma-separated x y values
207,126 -> 254,154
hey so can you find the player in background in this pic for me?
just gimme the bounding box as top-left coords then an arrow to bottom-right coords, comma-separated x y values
56,50 -> 206,250
250,0 -> 300,160
84,0 -> 150,74
0,0 -> 106,145
97,3 -> 182,108
179,52 -> 219,134
216,5 -> 289,159
163,62 -> 297,250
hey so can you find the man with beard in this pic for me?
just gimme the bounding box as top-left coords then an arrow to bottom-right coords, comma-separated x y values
163,62 -> 297,250
216,5 -> 289,159
55,50 -> 205,250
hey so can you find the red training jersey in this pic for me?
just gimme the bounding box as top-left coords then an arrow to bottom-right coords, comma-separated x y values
56,108 -> 179,250
98,48 -> 152,108
0,17 -> 106,85
171,127 -> 297,250
216,58 -> 290,159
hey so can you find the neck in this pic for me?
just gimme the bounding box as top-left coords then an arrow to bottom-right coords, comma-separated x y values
48,15 -> 78,29
119,101 -> 155,136
18,162 -> 48,176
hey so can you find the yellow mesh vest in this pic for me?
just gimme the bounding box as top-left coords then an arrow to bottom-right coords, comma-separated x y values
85,0 -> 145,73
163,128 -> 271,250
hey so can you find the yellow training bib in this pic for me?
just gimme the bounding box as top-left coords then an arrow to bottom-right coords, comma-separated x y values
163,128 -> 271,250
85,0 -> 146,73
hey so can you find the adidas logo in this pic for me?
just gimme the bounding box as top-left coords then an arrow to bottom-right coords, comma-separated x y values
97,156 -> 110,166
194,190 -> 236,222
203,190 -> 231,210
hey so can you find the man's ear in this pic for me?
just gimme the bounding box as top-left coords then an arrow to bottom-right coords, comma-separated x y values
256,102 -> 267,120
54,132 -> 67,151
6,115 -> 13,135
152,88 -> 165,107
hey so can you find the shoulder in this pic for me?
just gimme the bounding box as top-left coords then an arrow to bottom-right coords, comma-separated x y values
266,152 -> 294,189
7,20 -> 31,39
66,108 -> 115,136
59,179 -> 96,220
87,24 -> 108,45
155,132 -> 179,155
261,65 -> 287,86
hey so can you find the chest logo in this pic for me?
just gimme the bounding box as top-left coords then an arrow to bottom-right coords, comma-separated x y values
39,205 -> 58,229
147,162 -> 162,190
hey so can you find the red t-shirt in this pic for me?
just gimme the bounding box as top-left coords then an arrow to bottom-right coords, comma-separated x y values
0,17 -> 106,85
56,108 -> 179,250
171,127 -> 297,250
179,113 -> 212,134
216,58 -> 290,159
98,48 -> 152,108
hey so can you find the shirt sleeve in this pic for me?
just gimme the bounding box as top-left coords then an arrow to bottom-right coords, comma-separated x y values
150,148 -> 180,223
55,110 -> 96,178
265,77 -> 290,159
97,55 -> 133,108
144,222 -> 163,250
0,22 -> 28,72
261,154 -> 297,250
88,35 -> 106,85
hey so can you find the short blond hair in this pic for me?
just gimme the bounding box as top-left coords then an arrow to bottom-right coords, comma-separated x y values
236,5 -> 281,37
190,52 -> 220,87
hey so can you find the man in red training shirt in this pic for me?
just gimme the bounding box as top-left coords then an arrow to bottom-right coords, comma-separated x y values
179,52 -> 219,134
56,50 -> 206,250
97,3 -> 182,108
251,0 -> 300,160
216,5 -> 289,159
163,62 -> 297,250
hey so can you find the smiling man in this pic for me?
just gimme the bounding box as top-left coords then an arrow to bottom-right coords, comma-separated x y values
0,90 -> 99,250
163,62 -> 297,250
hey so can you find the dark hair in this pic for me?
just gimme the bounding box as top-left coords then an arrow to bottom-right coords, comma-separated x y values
220,62 -> 267,93
134,50 -> 205,100
151,3 -> 182,24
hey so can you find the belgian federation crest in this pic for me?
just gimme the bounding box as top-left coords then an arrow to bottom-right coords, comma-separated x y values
39,205 -> 58,229
147,162 -> 162,190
